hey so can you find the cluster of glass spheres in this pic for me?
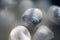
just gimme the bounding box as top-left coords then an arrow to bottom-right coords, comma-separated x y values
1,0 -> 60,40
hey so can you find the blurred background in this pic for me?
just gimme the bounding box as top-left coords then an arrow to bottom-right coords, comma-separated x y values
0,0 -> 60,40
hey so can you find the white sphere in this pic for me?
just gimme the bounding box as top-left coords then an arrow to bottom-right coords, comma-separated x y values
47,6 -> 60,24
9,26 -> 31,40
33,25 -> 54,40
22,8 -> 43,28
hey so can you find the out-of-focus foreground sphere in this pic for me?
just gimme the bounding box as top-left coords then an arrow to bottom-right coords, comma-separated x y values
33,25 -> 54,40
22,8 -> 43,28
9,26 -> 31,40
47,6 -> 60,24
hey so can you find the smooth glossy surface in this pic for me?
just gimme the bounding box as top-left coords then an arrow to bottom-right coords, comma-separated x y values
33,25 -> 54,40
47,6 -> 60,24
22,8 -> 43,28
9,26 -> 31,40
